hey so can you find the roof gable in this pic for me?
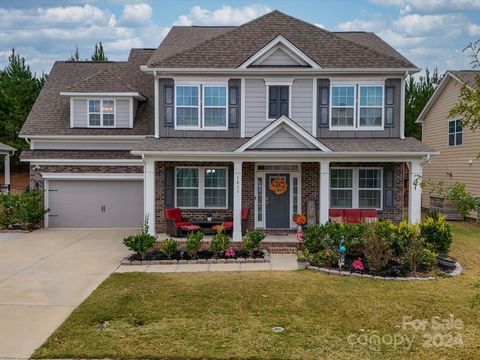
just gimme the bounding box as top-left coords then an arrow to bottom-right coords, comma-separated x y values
242,35 -> 317,68
147,10 -> 415,69
236,115 -> 331,152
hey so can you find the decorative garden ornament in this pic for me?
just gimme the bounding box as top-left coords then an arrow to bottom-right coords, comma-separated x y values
353,258 -> 364,272
338,235 -> 346,269
269,178 -> 287,195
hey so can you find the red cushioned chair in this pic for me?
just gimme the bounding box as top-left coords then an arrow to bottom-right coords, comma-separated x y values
360,209 -> 378,218
212,208 -> 249,234
165,208 -> 197,237
344,209 -> 362,224
329,209 -> 345,218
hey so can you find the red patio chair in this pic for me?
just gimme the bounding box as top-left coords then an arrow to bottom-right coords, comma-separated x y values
344,209 -> 361,224
164,208 -> 198,237
212,208 -> 249,234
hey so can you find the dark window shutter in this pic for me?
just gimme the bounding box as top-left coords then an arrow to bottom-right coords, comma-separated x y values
164,167 -> 175,208
164,85 -> 174,126
318,79 -> 330,127
229,85 -> 238,127
228,166 -> 233,209
268,85 -> 289,119
383,168 -> 395,210
385,86 -> 394,127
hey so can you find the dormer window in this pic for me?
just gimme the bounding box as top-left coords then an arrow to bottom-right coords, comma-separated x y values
88,99 -> 115,127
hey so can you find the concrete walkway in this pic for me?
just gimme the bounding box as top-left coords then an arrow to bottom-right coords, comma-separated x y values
116,253 -> 299,273
0,228 -> 133,360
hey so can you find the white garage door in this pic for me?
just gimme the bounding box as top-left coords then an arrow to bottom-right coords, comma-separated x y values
48,180 -> 144,228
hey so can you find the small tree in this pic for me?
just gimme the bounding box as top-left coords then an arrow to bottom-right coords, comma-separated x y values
69,45 -> 81,61
91,41 -> 108,61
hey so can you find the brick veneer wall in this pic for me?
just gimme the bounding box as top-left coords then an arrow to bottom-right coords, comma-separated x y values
155,161 -> 256,234
301,162 -> 319,224
330,162 -> 405,223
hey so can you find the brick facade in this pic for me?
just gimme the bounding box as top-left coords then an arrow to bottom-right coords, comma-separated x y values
329,162 -> 405,223
301,162 -> 319,224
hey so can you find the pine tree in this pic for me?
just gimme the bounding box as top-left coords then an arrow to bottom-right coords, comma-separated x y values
91,41 -> 108,61
405,68 -> 442,139
69,44 -> 80,61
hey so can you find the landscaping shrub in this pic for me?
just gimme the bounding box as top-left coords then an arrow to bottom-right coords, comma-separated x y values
420,214 -> 452,254
0,189 -> 49,230
420,248 -> 438,272
243,230 -> 266,257
303,223 -> 334,252
363,224 -> 391,273
185,231 -> 204,258
210,230 -> 231,254
159,238 -> 178,259
310,249 -> 339,268
123,218 -> 157,259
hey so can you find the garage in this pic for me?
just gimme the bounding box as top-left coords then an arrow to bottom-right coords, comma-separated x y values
47,179 -> 144,228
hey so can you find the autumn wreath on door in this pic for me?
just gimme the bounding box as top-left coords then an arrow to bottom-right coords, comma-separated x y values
269,177 -> 287,195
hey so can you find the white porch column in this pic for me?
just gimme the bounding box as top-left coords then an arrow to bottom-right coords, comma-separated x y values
408,160 -> 423,224
232,160 -> 243,242
4,154 -> 10,192
144,158 -> 156,235
319,160 -> 330,224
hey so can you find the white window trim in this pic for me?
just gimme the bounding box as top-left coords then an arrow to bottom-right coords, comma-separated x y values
329,85 -> 356,131
448,119 -> 463,147
87,99 -> 116,128
174,84 -> 229,131
174,85 -> 201,130
174,166 -> 228,209
330,167 -> 383,210
358,85 -> 384,130
329,84 -> 385,131
202,85 -> 229,131
265,80 -> 293,121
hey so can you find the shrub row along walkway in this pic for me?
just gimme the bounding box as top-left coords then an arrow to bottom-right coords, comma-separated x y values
116,254 -> 298,273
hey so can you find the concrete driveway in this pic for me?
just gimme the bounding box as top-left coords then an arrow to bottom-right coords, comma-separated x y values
0,228 -> 134,359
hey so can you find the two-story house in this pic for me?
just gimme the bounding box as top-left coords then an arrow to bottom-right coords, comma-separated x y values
20,11 -> 436,240
417,70 -> 480,219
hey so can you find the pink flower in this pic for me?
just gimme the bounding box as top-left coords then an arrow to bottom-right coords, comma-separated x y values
225,247 -> 235,258
296,232 -> 304,242
353,258 -> 364,271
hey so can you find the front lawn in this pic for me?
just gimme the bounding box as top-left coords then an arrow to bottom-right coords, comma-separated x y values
34,222 -> 480,360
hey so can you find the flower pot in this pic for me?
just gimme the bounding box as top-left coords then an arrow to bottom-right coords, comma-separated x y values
437,254 -> 457,269
297,261 -> 307,270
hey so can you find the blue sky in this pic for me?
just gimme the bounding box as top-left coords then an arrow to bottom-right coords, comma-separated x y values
1,0 -> 480,75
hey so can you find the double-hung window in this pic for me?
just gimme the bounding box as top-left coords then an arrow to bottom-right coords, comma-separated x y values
330,169 -> 354,208
175,86 -> 200,128
176,167 -> 228,208
330,168 -> 383,210
88,99 -> 115,127
358,169 -> 382,209
175,85 -> 228,130
448,119 -> 463,146
359,86 -> 383,128
330,84 -> 384,129
331,86 -> 355,128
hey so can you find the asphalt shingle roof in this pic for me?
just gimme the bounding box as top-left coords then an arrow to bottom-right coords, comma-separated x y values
20,49 -> 155,136
449,70 -> 479,89
20,150 -> 140,160
148,10 -> 416,69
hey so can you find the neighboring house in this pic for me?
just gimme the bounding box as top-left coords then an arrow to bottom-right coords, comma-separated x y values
19,11 -> 436,239
416,70 -> 480,218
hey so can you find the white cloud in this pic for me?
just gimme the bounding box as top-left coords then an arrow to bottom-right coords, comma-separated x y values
467,23 -> 480,36
173,4 -> 271,26
120,3 -> 152,26
337,18 -> 384,31
394,14 -> 467,36
370,0 -> 480,13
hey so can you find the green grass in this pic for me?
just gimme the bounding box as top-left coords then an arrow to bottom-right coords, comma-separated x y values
34,222 -> 480,360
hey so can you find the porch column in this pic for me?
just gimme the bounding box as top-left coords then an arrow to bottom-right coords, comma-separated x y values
408,160 -> 422,224
319,160 -> 330,224
4,154 -> 10,192
232,160 -> 243,242
144,158 -> 156,235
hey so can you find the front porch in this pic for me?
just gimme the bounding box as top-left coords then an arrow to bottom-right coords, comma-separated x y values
146,159 -> 422,241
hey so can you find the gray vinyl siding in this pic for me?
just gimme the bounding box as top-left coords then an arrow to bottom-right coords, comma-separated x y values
116,99 -> 130,128
244,79 -> 267,137
255,128 -> 315,149
158,78 -> 240,138
72,98 -> 132,129
317,78 -> 401,138
291,79 -> 313,132
72,99 -> 88,127
256,48 -> 304,66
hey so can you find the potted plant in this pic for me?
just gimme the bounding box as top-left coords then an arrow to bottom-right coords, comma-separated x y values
293,213 -> 307,232
437,254 -> 457,270
296,249 -> 311,270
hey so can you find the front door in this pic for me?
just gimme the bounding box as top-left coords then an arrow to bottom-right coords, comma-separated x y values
265,173 -> 290,228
